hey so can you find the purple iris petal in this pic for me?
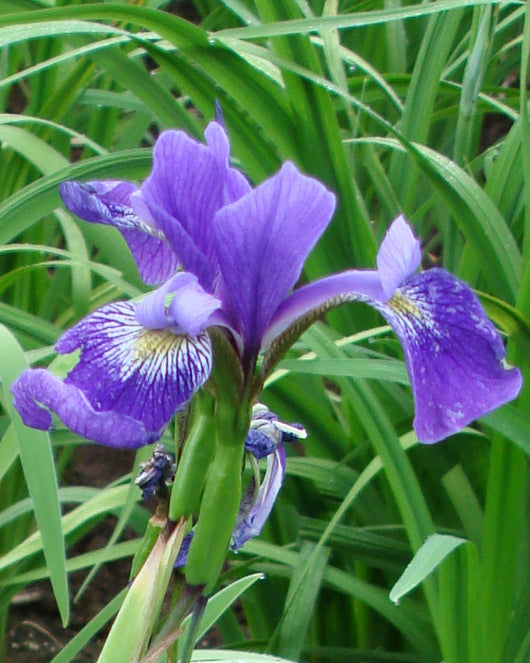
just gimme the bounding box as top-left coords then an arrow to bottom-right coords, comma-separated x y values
263,217 -> 521,443
11,301 -> 213,447
59,180 -> 178,285
378,269 -> 522,443
231,445 -> 287,550
213,162 -> 336,354
376,214 -> 421,299
262,270 -> 385,348
138,124 -> 247,289
204,122 -> 252,204
135,272 -> 222,337
11,369 -> 157,448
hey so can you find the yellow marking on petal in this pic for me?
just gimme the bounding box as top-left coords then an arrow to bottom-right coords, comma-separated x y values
134,329 -> 183,362
387,290 -> 422,319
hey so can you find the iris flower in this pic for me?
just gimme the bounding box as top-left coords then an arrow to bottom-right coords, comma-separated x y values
11,121 -> 521,447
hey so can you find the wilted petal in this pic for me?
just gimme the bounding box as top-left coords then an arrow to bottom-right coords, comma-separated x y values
12,301 -> 213,447
378,269 -> 522,443
214,162 -> 336,354
59,180 -> 178,285
174,532 -> 194,568
231,445 -> 286,550
376,215 -> 421,299
135,272 -> 222,337
244,403 -> 307,459
135,444 -> 176,499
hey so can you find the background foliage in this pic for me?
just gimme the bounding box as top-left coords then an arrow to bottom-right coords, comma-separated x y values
0,0 -> 529,661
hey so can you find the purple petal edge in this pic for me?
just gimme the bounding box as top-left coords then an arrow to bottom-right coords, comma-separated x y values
262,269 -> 384,348
11,369 -> 158,448
59,180 -> 178,285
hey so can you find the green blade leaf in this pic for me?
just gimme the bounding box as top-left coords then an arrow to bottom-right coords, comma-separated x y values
389,534 -> 469,605
0,324 -> 69,625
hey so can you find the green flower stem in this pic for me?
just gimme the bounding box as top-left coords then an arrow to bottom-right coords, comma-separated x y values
170,392 -> 216,520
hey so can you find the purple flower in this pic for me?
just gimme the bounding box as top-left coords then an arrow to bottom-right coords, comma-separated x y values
10,121 -> 521,448
11,122 -> 334,448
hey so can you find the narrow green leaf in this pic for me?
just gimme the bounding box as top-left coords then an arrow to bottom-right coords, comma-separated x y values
216,0 -> 517,39
0,18 -> 123,48
0,324 -> 69,625
0,425 -> 19,485
278,357 -> 408,384
0,485 -> 129,573
188,573 -> 265,645
191,652 -> 295,663
276,542 -> 330,659
389,534 -> 469,605
482,405 -> 530,457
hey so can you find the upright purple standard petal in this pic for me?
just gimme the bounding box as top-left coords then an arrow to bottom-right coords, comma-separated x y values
12,302 -> 213,447
138,124 -> 247,288
59,180 -> 178,285
378,269 -> 522,443
204,122 -> 251,204
214,162 -> 336,354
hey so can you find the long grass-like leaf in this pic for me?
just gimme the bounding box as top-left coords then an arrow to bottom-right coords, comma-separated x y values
0,324 -> 69,625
